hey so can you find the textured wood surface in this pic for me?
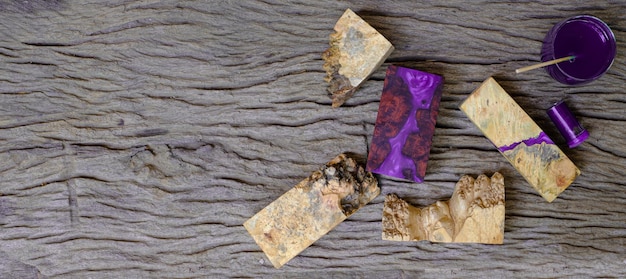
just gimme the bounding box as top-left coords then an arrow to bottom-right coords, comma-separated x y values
460,77 -> 579,202
0,1 -> 624,278
382,173 -> 505,244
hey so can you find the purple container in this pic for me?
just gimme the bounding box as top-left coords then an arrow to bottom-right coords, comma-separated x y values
541,15 -> 616,85
547,101 -> 588,148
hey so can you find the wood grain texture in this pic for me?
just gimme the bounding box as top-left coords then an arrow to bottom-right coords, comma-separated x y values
0,0 -> 624,278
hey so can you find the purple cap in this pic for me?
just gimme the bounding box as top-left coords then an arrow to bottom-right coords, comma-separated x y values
547,101 -> 589,148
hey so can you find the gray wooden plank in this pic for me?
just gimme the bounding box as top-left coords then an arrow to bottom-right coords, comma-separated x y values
0,0 -> 624,278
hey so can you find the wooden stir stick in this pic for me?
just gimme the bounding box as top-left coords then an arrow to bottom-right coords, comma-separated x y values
515,56 -> 576,74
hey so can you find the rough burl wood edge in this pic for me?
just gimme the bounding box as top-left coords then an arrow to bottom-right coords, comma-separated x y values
382,173 -> 505,244
322,8 -> 394,107
244,153 -> 379,268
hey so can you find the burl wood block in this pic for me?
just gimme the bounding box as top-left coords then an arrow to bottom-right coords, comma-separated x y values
382,173 -> 505,244
460,77 -> 579,202
243,154 -> 380,268
322,8 -> 394,107
366,66 -> 444,183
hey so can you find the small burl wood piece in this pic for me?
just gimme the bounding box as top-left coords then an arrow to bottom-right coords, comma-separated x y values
243,154 -> 380,268
366,66 -> 443,183
460,77 -> 580,202
382,173 -> 505,244
322,8 -> 394,107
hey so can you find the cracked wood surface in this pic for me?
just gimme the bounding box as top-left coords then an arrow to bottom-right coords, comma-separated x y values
0,1 -> 625,278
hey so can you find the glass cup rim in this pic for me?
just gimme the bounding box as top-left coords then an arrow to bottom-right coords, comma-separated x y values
550,15 -> 617,82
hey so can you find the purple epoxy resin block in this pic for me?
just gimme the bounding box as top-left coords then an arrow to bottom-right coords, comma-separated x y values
366,65 -> 443,183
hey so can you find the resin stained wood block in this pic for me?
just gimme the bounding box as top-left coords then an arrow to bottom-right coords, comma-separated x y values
243,154 -> 380,268
366,65 -> 443,183
382,173 -> 505,244
460,77 -> 580,202
322,8 -> 394,107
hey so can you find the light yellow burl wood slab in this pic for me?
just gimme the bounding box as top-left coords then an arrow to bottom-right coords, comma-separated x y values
322,9 -> 394,107
460,77 -> 543,148
459,77 -> 579,202
244,154 -> 380,268
382,173 -> 505,244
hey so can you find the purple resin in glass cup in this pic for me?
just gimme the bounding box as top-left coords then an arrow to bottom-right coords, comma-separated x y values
541,15 -> 616,85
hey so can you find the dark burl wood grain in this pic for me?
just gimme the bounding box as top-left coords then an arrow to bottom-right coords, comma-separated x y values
0,0 -> 624,278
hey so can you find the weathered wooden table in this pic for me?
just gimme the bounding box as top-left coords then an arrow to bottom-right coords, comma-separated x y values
1,1 -> 624,278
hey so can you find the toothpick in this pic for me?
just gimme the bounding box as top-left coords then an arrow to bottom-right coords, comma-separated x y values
515,56 -> 576,74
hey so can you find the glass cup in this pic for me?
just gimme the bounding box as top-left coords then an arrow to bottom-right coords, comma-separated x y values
541,15 -> 616,85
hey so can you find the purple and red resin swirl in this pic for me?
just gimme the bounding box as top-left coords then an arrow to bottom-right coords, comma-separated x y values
366,66 -> 443,183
